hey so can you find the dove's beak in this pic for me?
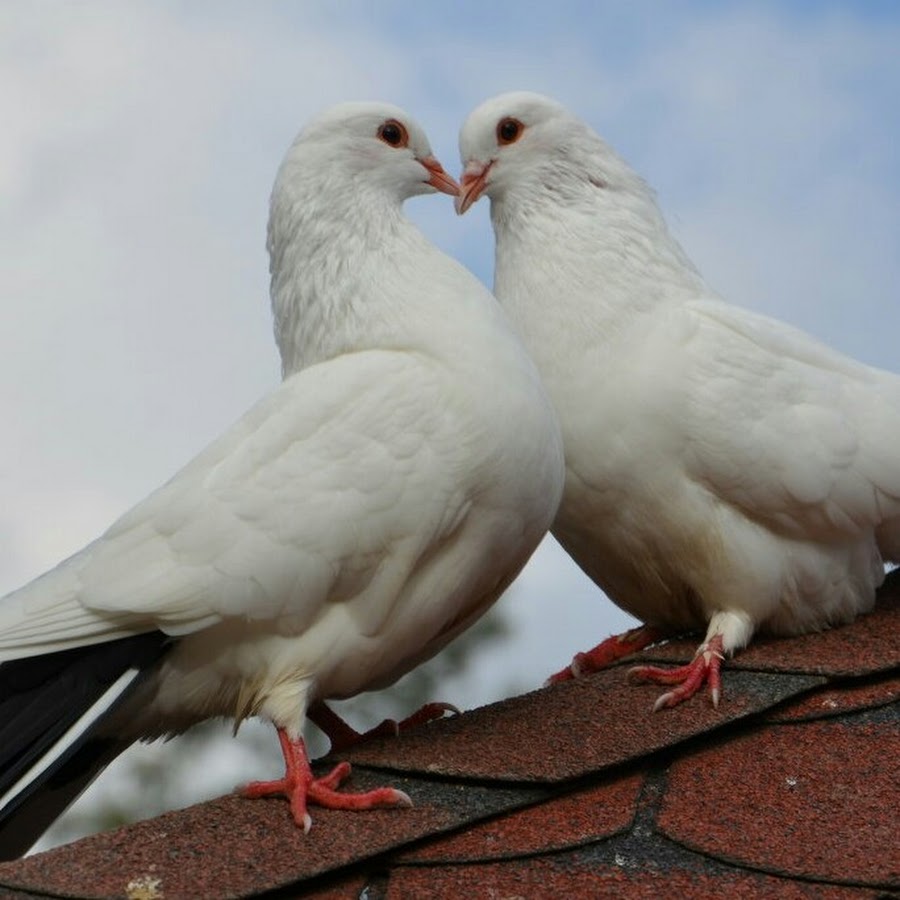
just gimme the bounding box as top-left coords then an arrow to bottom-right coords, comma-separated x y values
455,161 -> 491,215
420,157 -> 460,196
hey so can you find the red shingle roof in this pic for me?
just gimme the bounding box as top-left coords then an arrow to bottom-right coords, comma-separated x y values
0,571 -> 897,899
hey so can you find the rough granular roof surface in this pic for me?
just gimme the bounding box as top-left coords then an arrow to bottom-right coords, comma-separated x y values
0,570 -> 897,899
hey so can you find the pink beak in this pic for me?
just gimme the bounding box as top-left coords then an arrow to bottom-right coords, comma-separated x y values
420,156 -> 460,196
455,161 -> 491,215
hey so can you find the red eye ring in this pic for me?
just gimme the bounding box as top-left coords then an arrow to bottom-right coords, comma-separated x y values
378,119 -> 410,148
497,117 -> 524,145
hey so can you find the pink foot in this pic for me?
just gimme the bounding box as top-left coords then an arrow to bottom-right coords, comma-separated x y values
241,727 -> 412,831
308,700 -> 459,753
629,634 -> 725,711
546,625 -> 666,685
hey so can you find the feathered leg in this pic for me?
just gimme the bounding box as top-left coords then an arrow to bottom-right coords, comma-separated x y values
627,609 -> 753,710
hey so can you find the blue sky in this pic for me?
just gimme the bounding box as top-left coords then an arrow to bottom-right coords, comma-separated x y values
1,1 -> 898,844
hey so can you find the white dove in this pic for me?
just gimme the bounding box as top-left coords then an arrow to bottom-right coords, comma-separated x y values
0,101 -> 565,856
456,91 -> 900,711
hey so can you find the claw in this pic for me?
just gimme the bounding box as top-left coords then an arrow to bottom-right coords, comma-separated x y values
241,727 -> 411,830
546,625 -> 666,685
629,634 -> 726,710
652,691 -> 676,713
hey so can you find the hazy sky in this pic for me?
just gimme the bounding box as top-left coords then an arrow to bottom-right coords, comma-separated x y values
2,0 -> 899,841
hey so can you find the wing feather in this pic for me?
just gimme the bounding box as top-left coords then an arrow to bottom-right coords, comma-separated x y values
0,350 -> 466,658
681,299 -> 900,544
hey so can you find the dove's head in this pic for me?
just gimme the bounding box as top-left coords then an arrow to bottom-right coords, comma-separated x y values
456,92 -> 642,216
269,103 -> 459,376
275,102 -> 458,211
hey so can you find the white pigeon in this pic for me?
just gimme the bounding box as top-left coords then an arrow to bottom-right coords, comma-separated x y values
0,101 -> 565,856
456,91 -> 900,710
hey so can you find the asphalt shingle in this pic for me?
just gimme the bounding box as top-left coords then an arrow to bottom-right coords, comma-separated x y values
0,570 -> 896,899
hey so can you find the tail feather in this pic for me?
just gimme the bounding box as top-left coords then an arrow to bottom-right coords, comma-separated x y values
0,631 -> 171,859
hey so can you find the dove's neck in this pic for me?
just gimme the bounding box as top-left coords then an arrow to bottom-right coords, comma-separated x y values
269,189 -> 431,376
491,181 -> 707,371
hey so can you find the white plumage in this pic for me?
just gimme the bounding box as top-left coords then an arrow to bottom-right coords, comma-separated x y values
0,101 -> 564,852
456,91 -> 900,708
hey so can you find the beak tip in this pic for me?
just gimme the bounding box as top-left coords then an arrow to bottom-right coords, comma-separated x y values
455,162 -> 489,216
420,156 -> 460,197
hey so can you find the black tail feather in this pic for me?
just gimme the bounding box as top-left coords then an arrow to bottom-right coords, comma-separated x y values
0,632 -> 171,859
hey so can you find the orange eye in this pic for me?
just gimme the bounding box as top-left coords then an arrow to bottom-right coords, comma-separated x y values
496,117 -> 524,145
378,119 -> 409,148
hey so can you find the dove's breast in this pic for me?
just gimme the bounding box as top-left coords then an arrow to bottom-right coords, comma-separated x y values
527,302 -> 888,640
127,337 -> 565,739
